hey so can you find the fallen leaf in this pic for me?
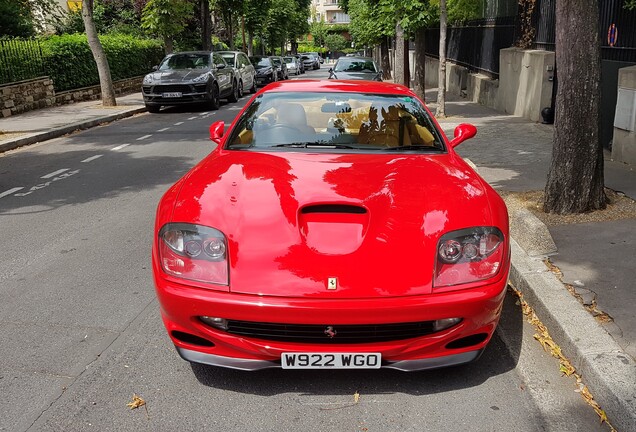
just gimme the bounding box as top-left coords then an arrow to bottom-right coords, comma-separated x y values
353,391 -> 360,403
127,394 -> 146,410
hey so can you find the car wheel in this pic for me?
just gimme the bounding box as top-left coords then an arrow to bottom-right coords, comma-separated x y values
146,104 -> 160,113
237,80 -> 244,98
250,79 -> 257,94
207,84 -> 220,110
228,80 -> 239,102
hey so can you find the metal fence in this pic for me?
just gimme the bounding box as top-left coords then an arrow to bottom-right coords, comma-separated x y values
532,0 -> 636,62
425,16 -> 517,78
0,38 -> 46,85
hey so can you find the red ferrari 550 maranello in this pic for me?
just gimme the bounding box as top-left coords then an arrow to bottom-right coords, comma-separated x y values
152,80 -> 510,371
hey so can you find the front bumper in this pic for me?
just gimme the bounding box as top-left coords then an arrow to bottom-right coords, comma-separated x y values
142,83 -> 210,105
177,346 -> 483,371
154,267 -> 508,371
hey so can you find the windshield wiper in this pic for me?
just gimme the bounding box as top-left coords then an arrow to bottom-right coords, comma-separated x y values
272,143 -> 357,149
382,145 -> 444,152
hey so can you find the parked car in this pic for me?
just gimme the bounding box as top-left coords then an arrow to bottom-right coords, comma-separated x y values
142,51 -> 236,113
217,50 -> 257,96
307,51 -> 323,65
305,52 -> 320,69
250,55 -> 278,86
300,54 -> 319,70
293,54 -> 306,74
269,56 -> 289,80
283,56 -> 300,76
328,56 -> 382,81
152,79 -> 511,372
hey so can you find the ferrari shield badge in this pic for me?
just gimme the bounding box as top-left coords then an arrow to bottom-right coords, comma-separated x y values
327,277 -> 338,290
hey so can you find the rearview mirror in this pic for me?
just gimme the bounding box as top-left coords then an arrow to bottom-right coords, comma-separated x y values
209,121 -> 225,144
449,123 -> 477,148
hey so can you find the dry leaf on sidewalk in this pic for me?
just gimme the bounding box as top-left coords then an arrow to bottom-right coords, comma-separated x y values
353,391 -> 360,403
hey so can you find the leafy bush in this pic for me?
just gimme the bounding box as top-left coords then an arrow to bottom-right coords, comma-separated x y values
39,33 -> 163,91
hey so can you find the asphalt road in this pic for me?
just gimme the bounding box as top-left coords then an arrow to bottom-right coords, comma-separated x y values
0,67 -> 609,431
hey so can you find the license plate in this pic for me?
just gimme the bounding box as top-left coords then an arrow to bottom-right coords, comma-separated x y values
162,92 -> 182,98
281,352 -> 381,369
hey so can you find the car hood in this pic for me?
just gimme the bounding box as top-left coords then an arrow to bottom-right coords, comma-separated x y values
331,71 -> 380,80
146,69 -> 210,83
171,151 -> 497,298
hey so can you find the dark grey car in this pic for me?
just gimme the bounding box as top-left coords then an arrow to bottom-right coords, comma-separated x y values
218,50 -> 257,96
328,57 -> 382,81
142,51 -> 236,113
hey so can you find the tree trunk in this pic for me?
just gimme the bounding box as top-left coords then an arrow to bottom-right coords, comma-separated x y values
164,36 -> 174,54
201,0 -> 212,50
414,27 -> 426,100
394,21 -> 406,86
241,15 -> 247,52
436,0 -> 447,117
247,30 -> 254,56
380,37 -> 391,80
82,0 -> 116,107
544,0 -> 606,214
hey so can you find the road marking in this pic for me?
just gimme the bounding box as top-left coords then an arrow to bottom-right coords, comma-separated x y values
174,122 -> 184,126
0,187 -> 24,199
111,144 -> 129,151
199,112 -> 207,116
82,155 -> 103,163
228,106 -> 241,111
41,169 -> 69,179
188,116 -> 198,120
137,134 -> 152,140
157,127 -> 170,132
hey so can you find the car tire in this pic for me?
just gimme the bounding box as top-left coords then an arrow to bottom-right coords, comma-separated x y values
146,104 -> 160,113
238,80 -> 244,98
208,83 -> 220,110
228,80 -> 239,102
250,79 -> 257,93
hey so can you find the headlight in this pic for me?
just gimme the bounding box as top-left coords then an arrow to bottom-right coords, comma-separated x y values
192,73 -> 209,83
433,227 -> 505,288
143,74 -> 154,84
158,223 -> 229,286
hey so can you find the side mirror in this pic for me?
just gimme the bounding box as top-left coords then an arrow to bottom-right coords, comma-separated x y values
216,63 -> 226,69
209,120 -> 225,144
449,123 -> 477,148
328,68 -> 333,73
152,65 -> 159,71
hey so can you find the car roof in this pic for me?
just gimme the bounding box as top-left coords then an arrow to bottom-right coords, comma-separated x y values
260,80 -> 412,96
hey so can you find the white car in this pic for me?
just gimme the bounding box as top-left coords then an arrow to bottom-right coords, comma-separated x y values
284,56 -> 300,75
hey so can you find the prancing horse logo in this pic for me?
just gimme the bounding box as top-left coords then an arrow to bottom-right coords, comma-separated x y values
324,326 -> 337,338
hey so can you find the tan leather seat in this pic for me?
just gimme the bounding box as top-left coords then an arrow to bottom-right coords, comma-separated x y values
275,103 -> 315,135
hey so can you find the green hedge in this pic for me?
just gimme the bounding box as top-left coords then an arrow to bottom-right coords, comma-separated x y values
0,38 -> 46,85
39,33 -> 164,92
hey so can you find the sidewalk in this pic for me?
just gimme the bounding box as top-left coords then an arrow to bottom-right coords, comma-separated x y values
1,90 -> 635,430
428,90 -> 636,431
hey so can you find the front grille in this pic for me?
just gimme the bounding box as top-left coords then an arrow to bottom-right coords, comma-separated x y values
224,320 -> 436,344
152,84 -> 192,94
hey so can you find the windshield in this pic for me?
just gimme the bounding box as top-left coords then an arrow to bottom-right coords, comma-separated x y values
225,92 -> 444,153
159,53 -> 210,70
220,54 -> 235,66
334,59 -> 378,73
283,57 -> 295,63
271,57 -> 282,66
250,57 -> 271,69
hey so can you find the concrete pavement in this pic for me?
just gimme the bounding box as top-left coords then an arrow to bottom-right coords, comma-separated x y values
1,89 -> 634,431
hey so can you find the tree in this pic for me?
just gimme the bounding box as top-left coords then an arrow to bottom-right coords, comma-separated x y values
543,0 -> 606,214
435,0 -> 447,117
348,0 -> 393,80
200,0 -> 212,50
0,0 -> 35,36
243,0 -> 271,55
141,0 -> 194,54
82,0 -> 116,106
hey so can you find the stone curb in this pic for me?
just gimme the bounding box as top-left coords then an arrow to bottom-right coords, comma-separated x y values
508,220 -> 636,432
0,106 -> 147,154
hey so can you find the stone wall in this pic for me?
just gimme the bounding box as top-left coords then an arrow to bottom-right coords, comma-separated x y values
1,76 -> 143,118
1,77 -> 55,118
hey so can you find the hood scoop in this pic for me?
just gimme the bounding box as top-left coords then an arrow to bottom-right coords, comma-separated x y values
299,204 -> 369,255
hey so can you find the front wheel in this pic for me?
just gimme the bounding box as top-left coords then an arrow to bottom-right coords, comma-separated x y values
207,84 -> 220,110
250,79 -> 257,94
237,80 -> 244,98
228,80 -> 239,102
